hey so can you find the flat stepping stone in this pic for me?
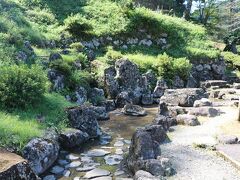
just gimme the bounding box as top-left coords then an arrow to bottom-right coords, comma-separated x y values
50,165 -> 64,174
65,161 -> 81,168
84,168 -> 111,179
63,170 -> 71,177
115,148 -> 124,155
86,149 -> 111,157
58,159 -> 69,166
114,141 -> 124,147
81,156 -> 93,163
66,154 -> 79,160
92,176 -> 112,180
104,155 -> 123,165
124,140 -> 131,145
77,162 -> 101,171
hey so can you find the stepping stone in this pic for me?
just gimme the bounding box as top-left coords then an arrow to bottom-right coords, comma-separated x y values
81,156 -> 93,163
63,170 -> 71,177
43,175 -> 56,180
104,155 -> 123,165
66,154 -> 79,160
124,140 -> 131,145
114,170 -> 125,176
77,162 -> 101,171
115,148 -> 124,155
58,159 -> 69,166
114,141 -> 124,147
92,176 -> 112,180
84,168 -> 111,179
50,165 -> 64,174
73,177 -> 80,180
87,149 -> 111,157
65,161 -> 81,168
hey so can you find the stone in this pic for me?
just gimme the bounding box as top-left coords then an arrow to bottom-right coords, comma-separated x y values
89,88 -> 106,106
67,105 -> 102,138
86,149 -> 111,157
114,141 -> 124,147
59,128 -> 89,149
193,98 -> 212,107
122,104 -> 147,116
188,107 -> 219,117
233,83 -> 240,89
104,100 -> 116,111
104,155 -> 124,165
116,148 -> 124,155
50,165 -> 64,174
134,170 -> 160,180
195,64 -> 204,72
49,53 -> 62,62
217,135 -> 238,144
153,79 -> 168,98
66,154 -> 79,160
176,114 -> 200,126
75,87 -> 87,105
160,88 -> 206,107
186,73 -> 198,88
141,91 -> 153,105
200,80 -> 228,89
115,91 -> 133,108
212,63 -> 225,75
84,168 -> 111,179
81,156 -> 93,163
153,115 -> 177,131
63,170 -> 71,177
22,138 -> 59,175
90,106 -> 110,121
65,161 -> 81,168
127,125 -> 167,174
58,159 -> 69,166
92,176 -> 112,180
114,170 -> 125,176
0,150 -> 39,180
104,66 -> 119,99
43,175 -> 56,180
172,76 -> 184,88
47,69 -> 65,92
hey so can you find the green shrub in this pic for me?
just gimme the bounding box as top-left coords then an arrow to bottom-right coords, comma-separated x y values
0,65 -> 47,109
222,52 -> 240,69
49,59 -> 72,77
70,42 -> 84,52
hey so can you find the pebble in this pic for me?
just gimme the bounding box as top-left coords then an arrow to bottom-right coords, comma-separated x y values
84,168 -> 111,179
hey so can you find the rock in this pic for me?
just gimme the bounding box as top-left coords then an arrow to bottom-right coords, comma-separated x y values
86,49 -> 96,61
58,159 -> 69,166
195,64 -> 204,72
90,106 -> 110,121
115,91 -> 133,108
67,105 -> 102,138
217,135 -> 238,144
186,73 -> 198,88
160,88 -> 206,107
141,91 -> 153,105
47,69 -> 65,92
176,114 -> 200,126
84,168 -> 111,179
172,76 -> 184,89
49,53 -> 62,62
0,150 -> 39,179
153,79 -> 168,98
114,170 -> 125,176
122,104 -> 147,116
188,107 -> 219,117
143,70 -> 157,87
114,141 -> 124,147
63,170 -> 71,177
127,125 -> 167,174
193,98 -> 212,107
92,176 -> 112,180
89,88 -> 106,106
153,115 -> 177,131
233,83 -> 240,89
65,161 -> 81,168
59,128 -> 89,149
115,148 -> 124,155
75,87 -> 87,105
104,100 -> 116,112
200,80 -> 228,89
212,63 -> 225,75
167,106 -> 188,117
104,155 -> 123,165
50,166 -> 64,174
22,138 -> 59,175
104,66 -> 119,99
134,170 -> 161,180
43,175 -> 56,180
86,149 -> 111,157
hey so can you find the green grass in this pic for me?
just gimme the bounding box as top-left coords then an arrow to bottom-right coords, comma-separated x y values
0,93 -> 75,151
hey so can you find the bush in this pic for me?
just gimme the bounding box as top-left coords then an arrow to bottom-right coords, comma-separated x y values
222,52 -> 240,69
0,65 -> 47,109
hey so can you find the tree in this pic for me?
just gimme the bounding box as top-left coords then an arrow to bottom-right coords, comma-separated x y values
183,0 -> 193,20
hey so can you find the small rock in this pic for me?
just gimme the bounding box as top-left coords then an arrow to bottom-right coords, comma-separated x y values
194,98 -> 212,107
81,156 -> 93,163
43,175 -> 56,180
65,161 -> 81,168
63,170 -> 71,177
66,154 -> 79,160
84,168 -> 111,179
122,104 -> 147,116
58,159 -> 69,166
176,114 -> 200,126
50,165 -> 64,174
116,148 -> 124,155
134,170 -> 159,180
114,141 -> 124,147
92,177 -> 112,180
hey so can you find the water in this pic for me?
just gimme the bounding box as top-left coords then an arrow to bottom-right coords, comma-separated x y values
44,106 -> 158,180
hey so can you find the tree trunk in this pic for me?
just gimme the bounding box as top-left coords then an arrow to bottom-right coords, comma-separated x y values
183,0 -> 193,20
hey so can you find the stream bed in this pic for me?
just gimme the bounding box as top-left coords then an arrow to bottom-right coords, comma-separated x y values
43,106 -> 158,180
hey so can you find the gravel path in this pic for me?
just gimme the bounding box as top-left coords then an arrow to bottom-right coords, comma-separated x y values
161,106 -> 240,180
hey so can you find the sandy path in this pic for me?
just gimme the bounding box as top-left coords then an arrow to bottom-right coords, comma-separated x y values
161,106 -> 240,180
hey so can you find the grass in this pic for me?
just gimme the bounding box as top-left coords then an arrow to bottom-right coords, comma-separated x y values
0,93 -> 75,151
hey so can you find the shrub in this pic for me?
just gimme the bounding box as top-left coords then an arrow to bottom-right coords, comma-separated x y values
222,52 -> 240,69
70,42 -> 84,52
0,65 -> 47,109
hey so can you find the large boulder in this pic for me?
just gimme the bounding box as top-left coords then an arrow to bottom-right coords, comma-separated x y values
122,104 -> 147,116
104,66 -> 119,99
153,115 -> 177,131
59,128 -> 89,149
90,106 -> 110,121
0,150 -> 39,179
75,86 -> 87,105
127,125 -> 167,174
160,88 -> 207,107
153,79 -> 168,98
47,69 -> 64,92
22,138 -> 59,175
67,105 -> 102,138
89,88 -> 106,106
